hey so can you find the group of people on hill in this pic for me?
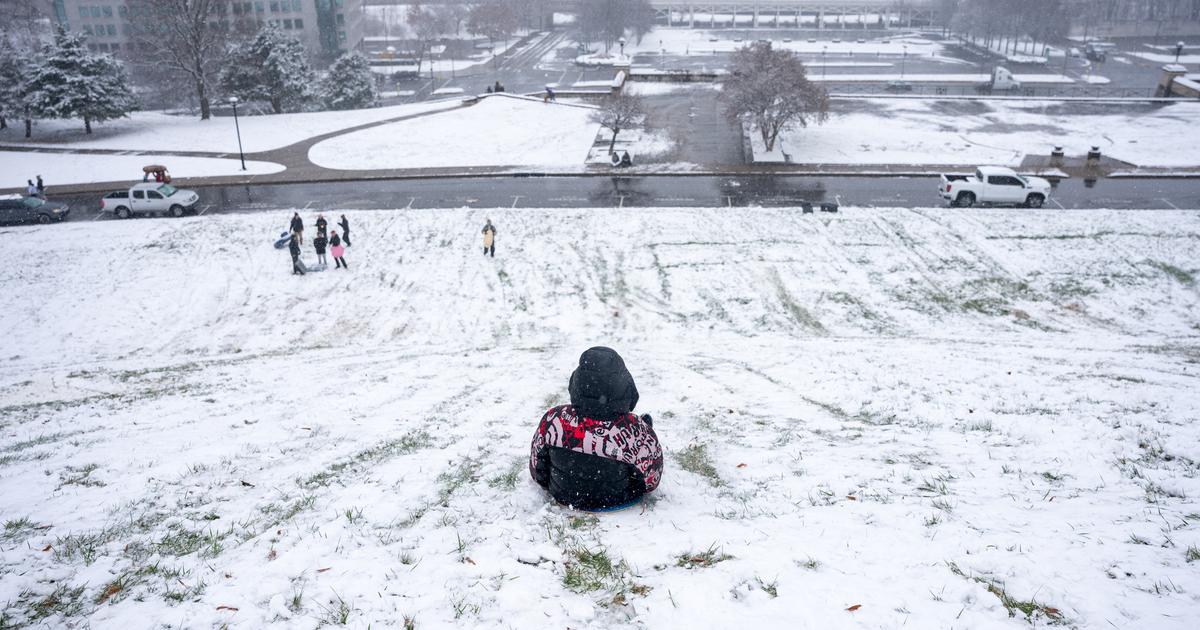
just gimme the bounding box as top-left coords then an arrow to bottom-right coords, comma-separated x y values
24,175 -> 45,199
287,212 -> 350,275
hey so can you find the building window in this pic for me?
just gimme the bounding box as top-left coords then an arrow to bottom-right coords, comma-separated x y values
107,24 -> 116,36
255,2 -> 264,13
83,23 -> 93,34
102,6 -> 112,17
336,13 -> 344,25
293,0 -> 302,10
111,42 -> 120,51
118,5 -> 127,16
338,30 -> 345,41
79,6 -> 88,18
283,18 -> 292,28
269,1 -> 279,11
294,18 -> 303,29
90,6 -> 101,17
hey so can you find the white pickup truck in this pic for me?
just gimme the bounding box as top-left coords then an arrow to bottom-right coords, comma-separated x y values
939,167 -> 1053,208
100,183 -> 200,219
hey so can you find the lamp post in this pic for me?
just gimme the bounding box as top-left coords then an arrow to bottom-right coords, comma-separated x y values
619,36 -> 626,57
1175,41 -> 1186,63
822,45 -> 827,78
229,97 -> 246,171
901,44 -> 908,78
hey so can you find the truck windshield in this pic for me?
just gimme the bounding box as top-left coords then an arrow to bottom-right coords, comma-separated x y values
157,185 -> 178,197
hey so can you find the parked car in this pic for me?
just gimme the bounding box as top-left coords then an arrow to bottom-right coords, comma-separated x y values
886,80 -> 914,92
939,166 -> 1053,208
1085,42 -> 1117,62
0,194 -> 70,224
100,183 -> 200,219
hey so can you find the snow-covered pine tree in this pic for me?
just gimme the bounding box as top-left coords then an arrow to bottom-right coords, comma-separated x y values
322,52 -> 377,111
220,24 -> 314,114
0,38 -> 33,134
24,28 -> 137,134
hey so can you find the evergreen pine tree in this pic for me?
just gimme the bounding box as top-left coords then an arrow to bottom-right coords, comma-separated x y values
322,52 -> 377,111
220,24 -> 314,114
24,28 -> 137,134
0,38 -> 33,134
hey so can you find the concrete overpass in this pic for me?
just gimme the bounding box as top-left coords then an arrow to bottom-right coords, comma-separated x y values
645,1 -> 936,28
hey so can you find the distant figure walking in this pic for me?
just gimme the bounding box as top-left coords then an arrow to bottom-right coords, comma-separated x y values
288,233 -> 305,275
316,213 -> 328,238
482,219 -> 497,257
338,214 -> 351,246
619,151 -> 633,168
543,86 -> 556,102
313,232 -> 328,266
330,231 -> 348,269
494,81 -> 504,93
26,180 -> 37,197
36,175 -> 45,198
290,212 -> 304,245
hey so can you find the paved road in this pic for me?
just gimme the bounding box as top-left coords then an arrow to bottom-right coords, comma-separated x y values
44,175 -> 1200,223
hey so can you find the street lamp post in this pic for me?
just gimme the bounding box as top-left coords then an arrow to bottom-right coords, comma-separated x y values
619,36 -> 626,57
901,45 -> 908,78
1175,41 -> 1186,63
229,97 -> 246,171
822,46 -> 827,78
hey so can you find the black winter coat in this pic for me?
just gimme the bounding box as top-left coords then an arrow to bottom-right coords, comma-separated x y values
329,234 -> 341,248
529,347 -> 663,510
313,236 -> 327,254
288,236 -> 300,258
316,217 -> 327,235
290,216 -> 303,233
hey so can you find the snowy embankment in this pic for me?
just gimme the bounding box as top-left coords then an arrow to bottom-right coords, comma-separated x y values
308,96 -> 599,170
0,152 -> 285,189
2,208 -> 1199,629
761,99 -> 1200,167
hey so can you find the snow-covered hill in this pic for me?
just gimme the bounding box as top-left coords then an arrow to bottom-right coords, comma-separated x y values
1,207 -> 1198,629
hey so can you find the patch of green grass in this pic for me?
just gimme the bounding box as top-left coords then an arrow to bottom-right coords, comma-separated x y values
437,456 -> 484,505
676,544 -> 733,569
317,592 -> 353,625
24,584 -> 86,621
57,463 -> 105,489
797,557 -> 821,570
755,576 -> 779,598
563,545 -> 628,593
675,443 -> 722,486
948,562 -> 1065,624
1128,534 -> 1151,545
568,514 -> 598,530
300,430 -> 431,489
1185,545 -> 1200,563
157,523 -> 230,558
486,457 -> 525,491
961,297 -> 1010,317
1145,260 -> 1195,285
54,527 -> 119,565
771,269 -> 827,334
2,517 -> 37,543
1041,471 -> 1064,483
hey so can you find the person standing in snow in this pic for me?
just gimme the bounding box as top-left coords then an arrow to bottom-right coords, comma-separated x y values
543,86 -> 556,102
26,180 -> 37,197
35,175 -> 45,198
482,219 -> 497,257
330,230 -> 348,269
338,215 -> 351,246
529,347 -> 663,510
290,212 -> 304,245
313,232 -> 328,266
316,214 -> 328,239
288,233 -> 305,275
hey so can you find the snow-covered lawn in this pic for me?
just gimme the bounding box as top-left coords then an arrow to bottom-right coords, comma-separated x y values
0,152 -> 285,189
0,101 -> 461,153
763,99 -> 1200,167
307,95 -> 598,170
1128,51 -> 1200,64
629,30 -> 949,59
1,207 -> 1198,629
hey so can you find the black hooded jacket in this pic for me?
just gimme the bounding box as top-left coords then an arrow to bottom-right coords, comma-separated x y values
530,347 -> 662,510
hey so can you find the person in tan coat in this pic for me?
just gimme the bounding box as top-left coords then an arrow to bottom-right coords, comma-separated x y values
482,219 -> 497,257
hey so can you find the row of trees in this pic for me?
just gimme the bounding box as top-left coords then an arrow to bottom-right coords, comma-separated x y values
940,0 -> 1073,57
578,0 -> 656,53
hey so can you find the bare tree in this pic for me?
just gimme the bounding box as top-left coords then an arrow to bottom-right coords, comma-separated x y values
578,0 -> 655,52
721,42 -> 829,153
592,93 -> 646,155
468,0 -> 519,49
127,0 -> 228,120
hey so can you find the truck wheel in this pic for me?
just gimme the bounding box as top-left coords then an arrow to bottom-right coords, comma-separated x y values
115,206 -> 131,219
1025,194 -> 1045,209
170,204 -> 185,218
37,214 -> 52,224
956,193 -> 976,208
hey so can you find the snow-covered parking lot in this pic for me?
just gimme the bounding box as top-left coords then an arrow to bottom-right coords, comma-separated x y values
1,207 -> 1198,628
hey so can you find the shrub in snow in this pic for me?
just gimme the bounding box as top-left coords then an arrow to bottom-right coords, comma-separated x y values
321,52 -> 377,111
220,24 -> 314,114
23,28 -> 138,135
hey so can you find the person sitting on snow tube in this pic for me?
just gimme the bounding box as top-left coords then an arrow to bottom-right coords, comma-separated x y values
529,347 -> 663,510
